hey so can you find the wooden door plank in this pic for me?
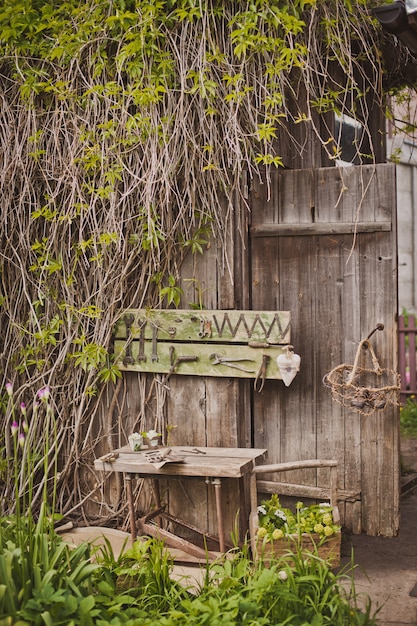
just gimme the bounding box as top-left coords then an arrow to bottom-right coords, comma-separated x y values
205,379 -> 240,539
359,240 -> 399,535
314,165 -> 363,532
165,377 -> 210,540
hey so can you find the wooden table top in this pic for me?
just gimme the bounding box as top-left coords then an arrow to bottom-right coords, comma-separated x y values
94,445 -> 267,479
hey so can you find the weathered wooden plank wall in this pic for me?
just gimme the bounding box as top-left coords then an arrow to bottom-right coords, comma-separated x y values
94,163 -> 399,541
249,164 -> 399,537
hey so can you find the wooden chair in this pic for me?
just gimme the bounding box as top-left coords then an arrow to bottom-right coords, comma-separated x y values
249,459 -> 340,562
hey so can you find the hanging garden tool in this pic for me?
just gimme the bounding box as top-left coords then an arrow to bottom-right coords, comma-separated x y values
254,354 -> 270,392
323,324 -> 400,415
276,345 -> 301,387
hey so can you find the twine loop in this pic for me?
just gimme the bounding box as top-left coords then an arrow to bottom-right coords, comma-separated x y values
323,332 -> 400,415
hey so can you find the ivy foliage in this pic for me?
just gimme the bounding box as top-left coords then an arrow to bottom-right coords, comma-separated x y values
0,0 -> 401,522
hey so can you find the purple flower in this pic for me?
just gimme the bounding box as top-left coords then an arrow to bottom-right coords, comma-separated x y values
37,387 -> 50,402
5,383 -> 13,397
20,402 -> 26,416
18,433 -> 25,448
11,421 -> 18,436
22,420 -> 28,433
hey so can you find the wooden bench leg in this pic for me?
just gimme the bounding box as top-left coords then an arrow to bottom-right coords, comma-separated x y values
211,478 -> 225,552
126,474 -> 136,542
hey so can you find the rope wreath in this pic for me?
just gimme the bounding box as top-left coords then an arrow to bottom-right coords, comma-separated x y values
323,336 -> 400,416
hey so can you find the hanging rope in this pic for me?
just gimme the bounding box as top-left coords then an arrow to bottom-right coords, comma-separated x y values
323,328 -> 400,416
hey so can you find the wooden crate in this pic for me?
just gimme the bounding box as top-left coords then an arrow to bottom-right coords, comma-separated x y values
255,523 -> 341,568
249,459 -> 341,567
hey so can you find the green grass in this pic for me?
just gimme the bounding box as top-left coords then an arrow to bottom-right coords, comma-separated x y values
400,396 -> 417,438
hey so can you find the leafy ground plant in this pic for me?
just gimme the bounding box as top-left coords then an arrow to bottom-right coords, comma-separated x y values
400,395 -> 417,438
0,528 -> 377,625
0,385 -> 103,625
93,540 -> 377,626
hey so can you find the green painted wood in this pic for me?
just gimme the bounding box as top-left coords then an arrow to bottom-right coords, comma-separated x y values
114,309 -> 291,344
114,339 -> 290,381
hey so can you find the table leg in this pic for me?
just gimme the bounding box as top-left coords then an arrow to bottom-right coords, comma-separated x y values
125,474 -> 136,542
151,478 -> 163,527
211,478 -> 225,552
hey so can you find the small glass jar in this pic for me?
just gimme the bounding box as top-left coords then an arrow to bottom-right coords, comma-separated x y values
128,433 -> 143,451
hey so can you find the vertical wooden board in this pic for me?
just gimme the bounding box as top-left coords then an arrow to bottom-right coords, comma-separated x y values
252,382 -> 280,452
165,377 -> 207,445
314,169 -> 361,530
356,164 -> 394,223
179,236 -> 219,310
277,235 -> 317,473
374,164 -> 395,222
378,164 -> 400,536
340,239 -> 363,533
314,167 -> 347,222
250,233 -> 282,462
348,165 -> 388,532
314,235 -> 347,498
251,230 -> 318,488
205,378 -> 240,540
205,378 -> 239,448
280,169 -> 314,224
232,188 -> 251,311
217,192 -> 238,308
250,171 -> 280,224
312,165 -> 361,224
339,165 -> 370,223
234,191 -> 252,448
237,379 -> 253,449
165,377 -> 210,535
359,229 -> 399,536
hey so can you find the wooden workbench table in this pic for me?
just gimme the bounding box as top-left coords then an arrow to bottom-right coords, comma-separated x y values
95,445 -> 267,559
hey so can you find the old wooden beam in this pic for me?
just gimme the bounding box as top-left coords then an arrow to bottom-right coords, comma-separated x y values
250,221 -> 391,237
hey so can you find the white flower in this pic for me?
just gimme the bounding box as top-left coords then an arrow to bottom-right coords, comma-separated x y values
278,570 -> 288,581
146,429 -> 160,439
319,503 -> 332,514
275,509 -> 287,521
257,505 -> 267,515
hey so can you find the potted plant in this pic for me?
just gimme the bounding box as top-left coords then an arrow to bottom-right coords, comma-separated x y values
143,429 -> 161,448
128,432 -> 143,451
255,494 -> 341,566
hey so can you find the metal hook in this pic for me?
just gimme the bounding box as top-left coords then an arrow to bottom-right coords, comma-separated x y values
366,323 -> 384,340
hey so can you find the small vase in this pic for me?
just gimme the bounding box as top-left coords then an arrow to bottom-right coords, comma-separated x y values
128,433 -> 143,451
148,437 -> 159,448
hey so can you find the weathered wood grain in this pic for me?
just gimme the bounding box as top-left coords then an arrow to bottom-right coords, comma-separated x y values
249,164 -> 399,536
250,222 -> 391,237
95,446 -> 267,478
113,339 -> 289,380
114,309 -> 291,343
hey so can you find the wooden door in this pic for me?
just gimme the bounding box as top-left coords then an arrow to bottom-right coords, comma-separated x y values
249,164 -> 400,536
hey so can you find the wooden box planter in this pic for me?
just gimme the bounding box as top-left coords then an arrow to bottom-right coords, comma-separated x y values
249,460 -> 341,567
255,525 -> 341,568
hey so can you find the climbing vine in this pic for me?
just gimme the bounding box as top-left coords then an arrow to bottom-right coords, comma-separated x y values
0,0 -> 411,523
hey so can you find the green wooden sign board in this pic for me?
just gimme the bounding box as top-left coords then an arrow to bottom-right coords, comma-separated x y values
113,309 -> 293,381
